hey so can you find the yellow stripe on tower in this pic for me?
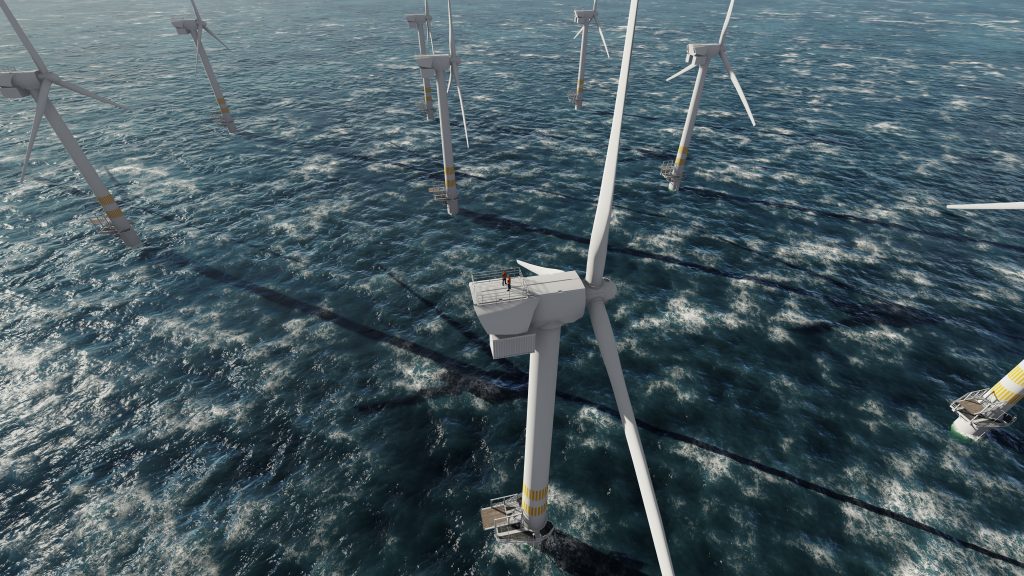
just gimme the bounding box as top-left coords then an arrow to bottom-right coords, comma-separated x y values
217,97 -> 226,104
105,208 -> 124,220
1004,364 -> 1024,386
96,194 -> 116,207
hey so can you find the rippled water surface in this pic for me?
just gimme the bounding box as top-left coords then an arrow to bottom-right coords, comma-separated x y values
1,0 -> 1023,574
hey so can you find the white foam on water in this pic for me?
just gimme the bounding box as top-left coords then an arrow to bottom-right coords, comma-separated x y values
296,153 -> 343,177
68,482 -> 220,575
992,150 -> 1022,170
647,366 -> 700,405
866,121 -> 906,135
807,141 -> 842,156
696,162 -> 764,184
793,536 -> 840,572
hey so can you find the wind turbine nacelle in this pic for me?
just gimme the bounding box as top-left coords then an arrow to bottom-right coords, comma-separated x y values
416,54 -> 453,73
406,14 -> 430,28
527,271 -> 587,330
0,71 -> 39,97
171,19 -> 199,34
574,9 -> 596,25
688,43 -> 723,58
469,270 -> 586,337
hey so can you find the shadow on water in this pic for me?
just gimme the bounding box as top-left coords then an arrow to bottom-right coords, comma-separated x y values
687,185 -> 1024,256
458,208 -> 940,332
989,428 -> 1024,458
122,246 -> 1024,571
25,173 -> 1024,571
540,529 -> 647,576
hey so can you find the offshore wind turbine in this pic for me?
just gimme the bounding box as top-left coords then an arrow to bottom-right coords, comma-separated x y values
172,0 -> 237,133
661,0 -> 755,192
568,0 -> 610,110
416,0 -> 469,216
406,0 -> 437,121
470,0 -> 675,573
945,203 -> 1023,440
0,0 -> 141,247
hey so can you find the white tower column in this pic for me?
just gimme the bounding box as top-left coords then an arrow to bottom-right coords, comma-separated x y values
521,326 -> 561,532
194,34 -> 237,133
413,23 -> 436,121
574,24 -> 589,110
42,99 -> 141,247
667,58 -> 707,192
431,66 -> 458,216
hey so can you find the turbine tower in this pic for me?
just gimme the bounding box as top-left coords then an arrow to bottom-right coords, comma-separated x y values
416,0 -> 469,216
0,0 -> 141,248
950,359 -> 1022,441
172,0 -> 237,133
471,1 -> 675,573
661,0 -> 755,192
406,0 -> 436,121
568,0 -> 610,110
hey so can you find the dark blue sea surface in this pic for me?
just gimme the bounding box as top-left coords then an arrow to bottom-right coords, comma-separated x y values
1,0 -> 1023,574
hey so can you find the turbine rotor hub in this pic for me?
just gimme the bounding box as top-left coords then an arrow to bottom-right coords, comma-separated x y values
0,71 -> 40,96
585,277 -> 617,304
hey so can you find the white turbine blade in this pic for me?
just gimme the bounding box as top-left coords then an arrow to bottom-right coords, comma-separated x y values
718,0 -> 736,45
20,79 -> 50,182
190,0 -> 203,21
47,76 -> 127,110
665,62 -> 697,82
425,0 -> 435,52
203,25 -> 229,49
596,20 -> 611,58
585,0 -> 639,285
447,0 -> 456,57
948,202 -> 1024,210
574,25 -> 585,40
589,301 -> 676,576
516,259 -> 564,276
0,0 -> 48,73
452,65 -> 470,148
720,52 -> 755,126
194,29 -> 201,74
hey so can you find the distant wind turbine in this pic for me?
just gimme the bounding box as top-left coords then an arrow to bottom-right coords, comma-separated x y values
569,0 -> 610,110
416,0 -> 469,216
172,0 -> 237,133
406,0 -> 437,121
470,0 -> 676,573
661,0 -> 755,192
0,0 -> 141,247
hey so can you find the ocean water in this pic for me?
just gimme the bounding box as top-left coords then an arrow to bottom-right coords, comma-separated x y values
1,0 -> 1023,574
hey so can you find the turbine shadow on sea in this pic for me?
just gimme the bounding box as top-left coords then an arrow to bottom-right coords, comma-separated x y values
458,208 -> 940,332
21,144 -> 1024,570
119,243 -> 1021,572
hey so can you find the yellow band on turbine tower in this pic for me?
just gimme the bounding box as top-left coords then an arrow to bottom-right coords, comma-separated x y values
989,361 -> 1024,406
521,483 -> 549,518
